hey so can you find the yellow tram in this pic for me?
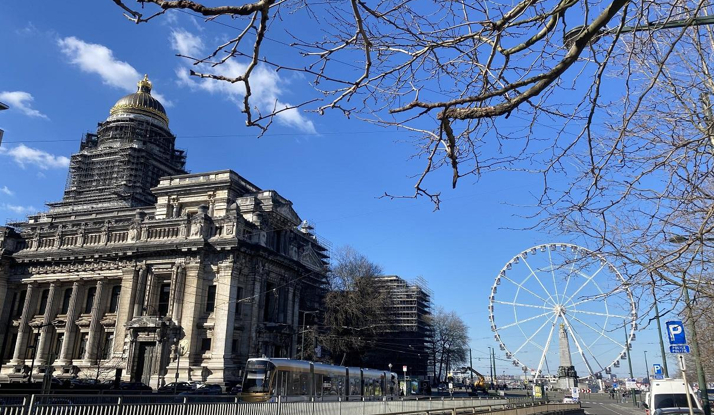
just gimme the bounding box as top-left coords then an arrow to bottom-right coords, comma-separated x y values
240,358 -> 400,402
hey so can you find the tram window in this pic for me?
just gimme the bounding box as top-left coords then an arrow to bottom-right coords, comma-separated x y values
350,377 -> 360,395
314,374 -> 322,397
323,375 -> 336,396
337,375 -> 347,395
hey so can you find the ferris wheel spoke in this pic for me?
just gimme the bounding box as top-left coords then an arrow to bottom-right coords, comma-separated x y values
500,276 -> 551,303
561,315 -> 595,376
521,257 -> 556,304
560,249 -> 580,300
547,249 -> 560,300
569,309 -> 629,319
499,311 -> 553,330
534,318 -> 558,380
493,300 -> 551,311
510,313 -> 557,356
567,321 -> 606,374
565,264 -> 605,304
568,313 -> 625,350
569,292 -> 608,308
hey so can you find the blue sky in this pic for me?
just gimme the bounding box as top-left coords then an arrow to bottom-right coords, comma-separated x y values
0,2 -> 673,378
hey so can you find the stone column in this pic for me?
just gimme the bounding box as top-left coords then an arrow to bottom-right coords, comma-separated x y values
143,269 -> 155,315
0,268 -> 11,359
84,280 -> 105,362
208,258 -> 236,373
57,281 -> 81,365
179,262 -> 202,369
132,265 -> 148,318
287,286 -> 295,357
168,263 -> 186,323
11,283 -> 36,364
35,282 -> 57,366
291,289 -> 300,358
248,274 -> 263,357
114,267 -> 138,357
11,283 -> 37,365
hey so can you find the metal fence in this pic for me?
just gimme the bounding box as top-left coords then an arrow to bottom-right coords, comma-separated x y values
0,395 -> 543,415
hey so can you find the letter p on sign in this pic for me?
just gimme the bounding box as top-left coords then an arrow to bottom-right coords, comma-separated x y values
666,321 -> 687,345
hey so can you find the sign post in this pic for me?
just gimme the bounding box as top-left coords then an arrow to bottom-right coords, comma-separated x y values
666,321 -> 694,415
678,355 -> 695,415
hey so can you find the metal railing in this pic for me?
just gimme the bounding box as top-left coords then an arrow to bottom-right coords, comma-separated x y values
0,394 -> 554,415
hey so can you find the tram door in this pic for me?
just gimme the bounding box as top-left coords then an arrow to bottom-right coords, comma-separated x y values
133,342 -> 156,385
275,370 -> 288,396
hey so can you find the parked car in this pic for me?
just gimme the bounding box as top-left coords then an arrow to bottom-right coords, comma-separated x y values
115,382 -> 153,391
643,379 -> 703,415
181,384 -> 223,395
229,384 -> 242,394
563,395 -> 578,404
158,382 -> 194,393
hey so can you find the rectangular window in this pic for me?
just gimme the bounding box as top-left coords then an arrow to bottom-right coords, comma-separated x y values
263,282 -> 275,322
52,334 -> 64,363
4,333 -> 17,360
84,287 -> 96,314
38,289 -> 49,315
15,290 -> 26,317
61,288 -> 72,314
102,333 -> 114,360
26,332 -> 40,359
200,338 -> 212,352
234,287 -> 243,319
158,284 -> 171,316
76,333 -> 89,359
205,285 -> 216,313
109,286 -> 121,313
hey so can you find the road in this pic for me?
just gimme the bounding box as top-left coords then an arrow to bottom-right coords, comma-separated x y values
576,393 -> 645,415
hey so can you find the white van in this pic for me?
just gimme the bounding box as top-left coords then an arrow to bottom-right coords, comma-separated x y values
644,379 -> 703,415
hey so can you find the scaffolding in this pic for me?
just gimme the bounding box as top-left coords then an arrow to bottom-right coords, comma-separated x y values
57,119 -> 186,211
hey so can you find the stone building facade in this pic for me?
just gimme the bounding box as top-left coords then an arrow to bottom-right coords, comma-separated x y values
0,76 -> 328,387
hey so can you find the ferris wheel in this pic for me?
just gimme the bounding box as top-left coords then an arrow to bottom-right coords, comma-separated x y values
488,243 -> 637,379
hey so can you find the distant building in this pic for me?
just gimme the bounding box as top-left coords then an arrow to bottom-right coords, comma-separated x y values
368,275 -> 432,378
0,76 -> 328,387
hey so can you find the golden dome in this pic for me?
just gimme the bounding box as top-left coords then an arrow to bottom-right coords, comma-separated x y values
109,75 -> 169,125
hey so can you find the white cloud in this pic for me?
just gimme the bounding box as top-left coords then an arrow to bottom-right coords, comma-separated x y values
0,186 -> 13,196
170,29 -> 204,57
0,91 -> 48,119
57,36 -> 173,106
0,204 -> 37,215
170,30 -> 316,133
0,144 -> 69,170
16,22 -> 38,36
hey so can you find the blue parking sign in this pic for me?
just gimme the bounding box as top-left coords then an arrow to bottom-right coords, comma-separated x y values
666,321 -> 687,345
653,364 -> 663,375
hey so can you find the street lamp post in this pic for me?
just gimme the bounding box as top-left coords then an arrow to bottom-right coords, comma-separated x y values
488,347 -> 494,390
682,279 -> 710,414
644,351 -> 649,385
624,322 -> 637,407
650,277 -> 670,377
668,235 -> 713,415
